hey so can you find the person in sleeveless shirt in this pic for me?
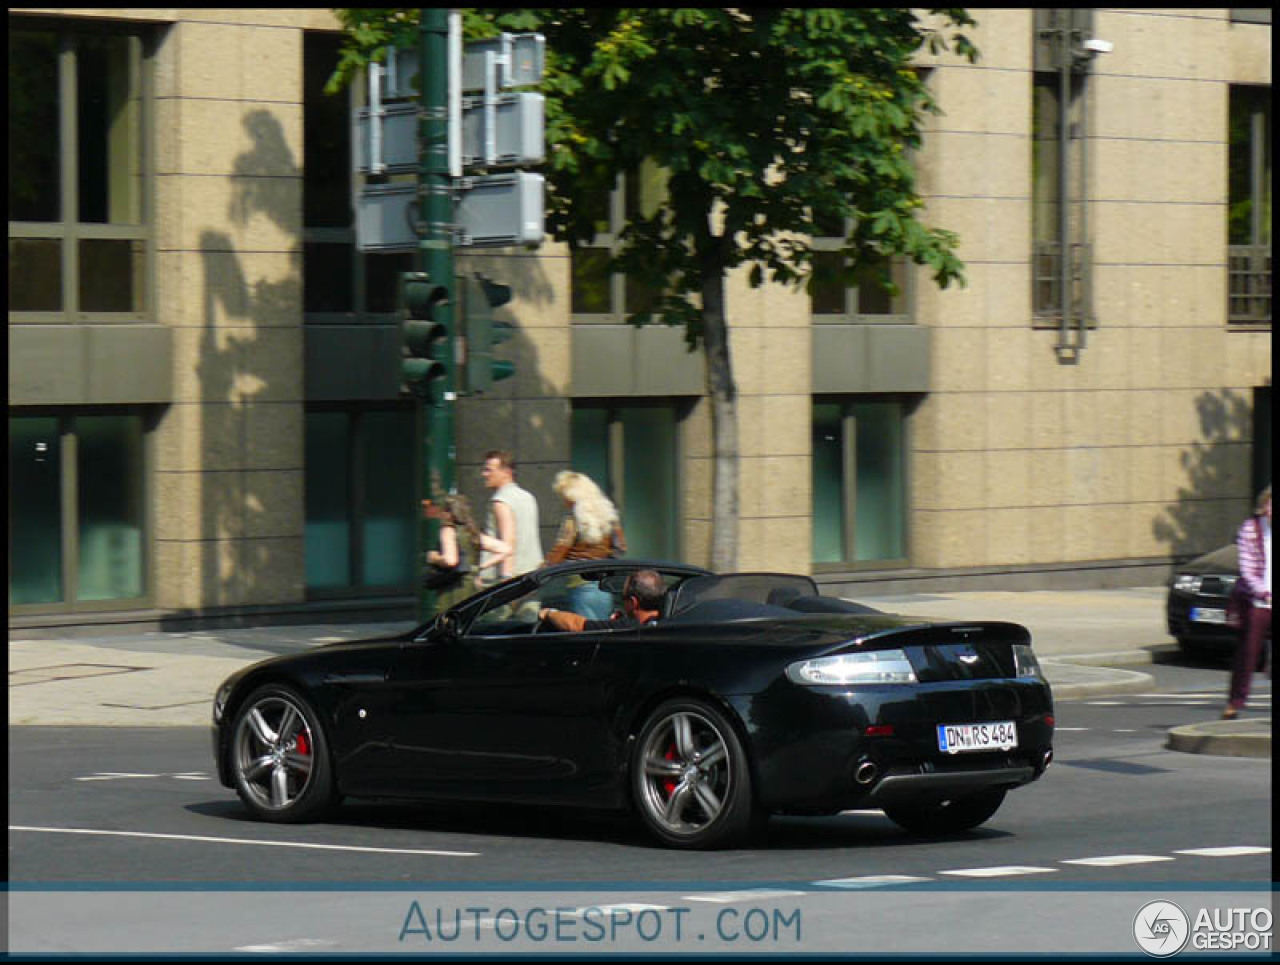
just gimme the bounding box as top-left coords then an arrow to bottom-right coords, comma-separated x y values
478,449 -> 542,587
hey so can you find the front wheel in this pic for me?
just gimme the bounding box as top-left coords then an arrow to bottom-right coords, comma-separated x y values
631,698 -> 756,850
230,683 -> 335,823
883,788 -> 1007,835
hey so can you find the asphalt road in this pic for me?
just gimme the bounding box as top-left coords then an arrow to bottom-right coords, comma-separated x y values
8,660 -> 1271,954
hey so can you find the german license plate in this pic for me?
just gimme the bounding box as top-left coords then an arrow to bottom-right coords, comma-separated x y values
1191,607 -> 1227,624
937,721 -> 1018,754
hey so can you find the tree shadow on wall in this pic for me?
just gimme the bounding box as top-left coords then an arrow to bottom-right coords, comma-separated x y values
1151,389 -> 1254,560
189,108 -> 301,613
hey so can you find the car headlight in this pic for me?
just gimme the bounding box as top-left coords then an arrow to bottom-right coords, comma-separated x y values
787,649 -> 917,685
1012,644 -> 1044,679
1173,574 -> 1202,594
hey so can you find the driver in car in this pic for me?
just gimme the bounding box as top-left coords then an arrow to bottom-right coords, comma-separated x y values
538,569 -> 665,632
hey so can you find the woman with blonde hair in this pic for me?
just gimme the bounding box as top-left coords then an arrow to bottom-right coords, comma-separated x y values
544,471 -> 627,619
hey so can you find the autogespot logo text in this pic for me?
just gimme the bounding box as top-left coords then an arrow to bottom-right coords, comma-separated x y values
1133,900 -> 1190,957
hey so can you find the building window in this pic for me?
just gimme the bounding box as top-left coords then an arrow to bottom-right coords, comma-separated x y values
812,399 -> 909,566
1228,85 -> 1271,326
305,406 -> 417,594
1031,12 -> 1093,326
1230,9 -> 1271,25
810,214 -> 912,322
10,411 -> 148,608
8,22 -> 149,319
569,163 -> 665,321
570,402 -> 682,561
302,32 -> 415,321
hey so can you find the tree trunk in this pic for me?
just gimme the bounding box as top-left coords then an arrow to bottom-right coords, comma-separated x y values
700,258 -> 738,573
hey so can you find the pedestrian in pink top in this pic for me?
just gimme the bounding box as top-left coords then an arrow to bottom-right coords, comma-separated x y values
1224,484 -> 1271,719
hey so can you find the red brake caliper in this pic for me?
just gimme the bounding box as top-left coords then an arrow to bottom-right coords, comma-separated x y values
662,742 -> 678,797
295,731 -> 310,756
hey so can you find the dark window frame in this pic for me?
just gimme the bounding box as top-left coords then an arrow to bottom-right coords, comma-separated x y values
8,18 -> 154,323
8,406 -> 155,614
810,395 -> 915,571
304,401 -> 419,599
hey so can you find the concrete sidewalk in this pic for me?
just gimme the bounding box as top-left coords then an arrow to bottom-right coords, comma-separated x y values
7,586 -> 1269,757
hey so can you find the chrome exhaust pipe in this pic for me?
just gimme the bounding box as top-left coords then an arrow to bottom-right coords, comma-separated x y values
1041,748 -> 1053,771
854,760 -> 879,785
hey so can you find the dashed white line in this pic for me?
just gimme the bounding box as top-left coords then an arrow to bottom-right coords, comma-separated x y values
814,875 -> 931,889
1061,855 -> 1175,867
1174,846 -> 1272,858
683,889 -> 807,903
938,866 -> 1057,878
235,939 -> 338,953
8,826 -> 478,857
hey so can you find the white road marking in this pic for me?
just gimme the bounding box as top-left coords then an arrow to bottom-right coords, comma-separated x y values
235,939 -> 338,953
1061,854 -> 1174,867
1085,701 -> 1124,706
938,866 -> 1057,878
8,826 -> 478,857
1174,846 -> 1272,857
1055,727 -> 1090,732
683,889 -> 807,903
814,875 -> 931,889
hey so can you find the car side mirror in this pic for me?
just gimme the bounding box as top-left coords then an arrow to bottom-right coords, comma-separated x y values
430,611 -> 461,642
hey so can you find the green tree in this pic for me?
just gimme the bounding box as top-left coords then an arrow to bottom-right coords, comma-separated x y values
330,8 -> 978,571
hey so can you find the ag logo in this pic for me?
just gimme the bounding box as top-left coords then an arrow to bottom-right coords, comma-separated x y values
1134,900 -> 1190,957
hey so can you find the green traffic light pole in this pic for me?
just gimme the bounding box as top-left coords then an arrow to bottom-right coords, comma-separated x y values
417,7 -> 454,622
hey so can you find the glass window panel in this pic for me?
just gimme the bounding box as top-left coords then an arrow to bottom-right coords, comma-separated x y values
580,186 -> 612,236
811,403 -> 846,564
79,239 -> 143,313
359,410 -> 415,587
365,252 -> 413,313
852,403 -> 905,562
811,250 -> 848,315
75,414 -> 144,601
77,35 -> 141,225
1031,76 -> 1060,245
304,33 -> 352,229
9,239 -> 63,311
305,412 -> 352,588
1229,86 -> 1271,246
304,242 -> 355,313
624,161 -> 667,221
814,211 -> 846,238
570,407 -> 611,494
8,30 -> 61,222
571,247 -> 614,314
624,271 -> 661,316
619,406 -> 677,560
855,257 -> 907,316
10,417 -> 64,604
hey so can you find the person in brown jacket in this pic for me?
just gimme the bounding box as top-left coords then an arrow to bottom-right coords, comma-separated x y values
543,470 -> 627,619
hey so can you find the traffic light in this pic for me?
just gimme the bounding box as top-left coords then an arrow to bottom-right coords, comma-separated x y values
462,274 -> 517,394
400,271 -> 451,402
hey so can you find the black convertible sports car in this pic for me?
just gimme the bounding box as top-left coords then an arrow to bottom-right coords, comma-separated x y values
212,560 -> 1055,849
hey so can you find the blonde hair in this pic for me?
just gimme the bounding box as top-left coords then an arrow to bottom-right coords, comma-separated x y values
553,471 -> 619,544
1258,484 -> 1272,515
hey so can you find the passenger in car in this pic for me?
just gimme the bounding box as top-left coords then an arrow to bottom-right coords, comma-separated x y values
538,569 -> 665,632
544,471 -> 628,619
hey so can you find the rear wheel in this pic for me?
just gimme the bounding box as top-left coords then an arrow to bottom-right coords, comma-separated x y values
230,684 -> 335,823
883,788 -> 1007,835
631,698 -> 755,849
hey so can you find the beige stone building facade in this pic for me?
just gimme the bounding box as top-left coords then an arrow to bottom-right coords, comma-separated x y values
8,8 -> 1271,628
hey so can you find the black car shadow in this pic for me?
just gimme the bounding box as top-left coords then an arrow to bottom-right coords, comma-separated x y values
186,799 -> 1012,851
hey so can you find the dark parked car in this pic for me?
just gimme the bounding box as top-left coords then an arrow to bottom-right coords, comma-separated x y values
212,560 -> 1055,849
1166,543 -> 1242,657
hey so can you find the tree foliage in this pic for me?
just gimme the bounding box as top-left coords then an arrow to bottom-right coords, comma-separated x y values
329,8 -> 980,569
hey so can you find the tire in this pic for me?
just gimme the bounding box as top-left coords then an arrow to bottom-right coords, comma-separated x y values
230,683 -> 336,823
883,788 -> 1007,835
630,698 -> 756,850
